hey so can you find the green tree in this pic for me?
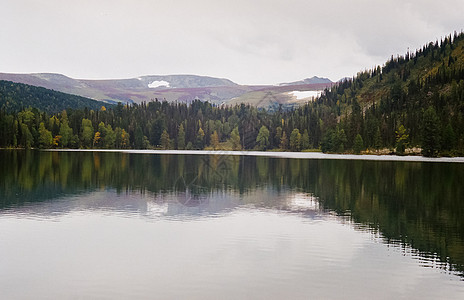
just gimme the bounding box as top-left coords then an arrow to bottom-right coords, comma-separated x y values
18,109 -> 34,127
104,124 -> 115,148
289,128 -> 301,151
177,124 -> 185,150
321,129 -> 335,153
256,125 -> 270,150
81,118 -> 94,148
20,123 -> 33,149
275,127 -> 282,147
161,129 -> 170,150
38,122 -> 52,149
301,129 -> 310,150
395,125 -> 409,155
195,127 -> 205,149
337,128 -> 347,152
97,122 -> 107,148
115,127 -> 123,149
442,122 -> 456,151
134,126 -> 144,149
210,130 -> 219,150
421,106 -> 441,157
353,134 -> 364,154
229,127 -> 241,150
59,111 -> 73,148
12,119 -> 18,148
374,127 -> 382,151
280,131 -> 288,150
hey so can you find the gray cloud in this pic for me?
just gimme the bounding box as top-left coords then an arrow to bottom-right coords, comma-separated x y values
1,0 -> 463,84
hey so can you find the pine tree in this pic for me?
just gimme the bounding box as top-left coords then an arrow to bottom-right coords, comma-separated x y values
442,122 -> 456,151
177,124 -> 185,150
395,125 -> 409,155
289,128 -> 301,151
353,134 -> 364,154
161,129 -> 170,150
229,127 -> 241,150
374,127 -> 382,151
301,129 -> 310,150
280,131 -> 288,150
195,127 -> 205,149
134,126 -> 144,149
422,106 -> 441,157
256,125 -> 270,150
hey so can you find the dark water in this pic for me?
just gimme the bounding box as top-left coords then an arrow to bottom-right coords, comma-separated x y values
0,150 -> 463,299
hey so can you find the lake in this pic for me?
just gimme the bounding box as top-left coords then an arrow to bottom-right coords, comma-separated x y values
1,150 -> 463,299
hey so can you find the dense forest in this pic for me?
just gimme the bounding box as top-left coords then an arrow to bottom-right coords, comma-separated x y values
0,80 -> 105,113
1,31 -> 464,157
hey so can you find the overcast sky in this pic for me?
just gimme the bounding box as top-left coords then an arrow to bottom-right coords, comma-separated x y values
1,0 -> 463,85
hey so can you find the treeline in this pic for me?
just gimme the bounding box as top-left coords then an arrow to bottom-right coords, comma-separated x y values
0,94 -> 460,157
0,101 -> 305,151
1,31 -> 464,156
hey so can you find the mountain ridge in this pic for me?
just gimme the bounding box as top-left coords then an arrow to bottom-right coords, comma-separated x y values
0,72 -> 332,107
279,76 -> 333,86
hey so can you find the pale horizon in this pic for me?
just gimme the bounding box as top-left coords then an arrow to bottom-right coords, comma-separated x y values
1,0 -> 463,85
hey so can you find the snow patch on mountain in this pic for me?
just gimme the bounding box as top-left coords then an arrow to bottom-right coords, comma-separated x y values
148,80 -> 170,88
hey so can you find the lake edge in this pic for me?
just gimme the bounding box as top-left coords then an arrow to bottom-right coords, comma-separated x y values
41,149 -> 464,163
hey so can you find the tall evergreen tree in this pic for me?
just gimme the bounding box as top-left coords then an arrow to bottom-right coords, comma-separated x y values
177,124 -> 185,150
256,125 -> 270,150
422,107 -> 441,157
353,134 -> 364,154
289,128 -> 301,151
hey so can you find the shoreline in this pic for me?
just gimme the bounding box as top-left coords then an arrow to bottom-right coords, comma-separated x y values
39,149 -> 464,163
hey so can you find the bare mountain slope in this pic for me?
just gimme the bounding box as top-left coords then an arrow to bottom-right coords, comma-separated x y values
0,73 -> 333,107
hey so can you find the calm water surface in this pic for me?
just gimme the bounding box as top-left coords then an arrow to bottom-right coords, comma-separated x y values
0,150 -> 463,299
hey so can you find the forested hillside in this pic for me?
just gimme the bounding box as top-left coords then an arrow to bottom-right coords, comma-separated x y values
0,80 -> 106,113
1,31 -> 463,156
315,31 -> 464,156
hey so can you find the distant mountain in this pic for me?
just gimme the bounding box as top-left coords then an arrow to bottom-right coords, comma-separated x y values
279,76 -> 333,86
0,80 -> 106,113
0,73 -> 240,104
136,75 -> 237,88
0,73 -> 333,107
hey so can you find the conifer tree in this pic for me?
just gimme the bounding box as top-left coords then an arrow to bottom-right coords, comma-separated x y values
353,134 -> 364,154
161,129 -> 170,150
422,106 -> 441,157
177,124 -> 185,150
256,126 -> 270,150
290,128 -> 301,151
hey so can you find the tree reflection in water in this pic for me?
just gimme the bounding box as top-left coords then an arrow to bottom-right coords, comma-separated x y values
0,149 -> 463,276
